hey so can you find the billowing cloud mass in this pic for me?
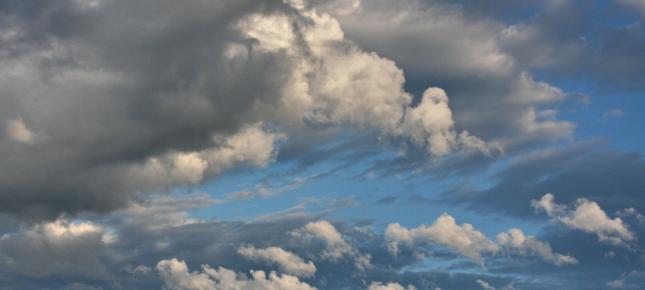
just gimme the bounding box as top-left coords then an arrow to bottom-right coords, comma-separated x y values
156,258 -> 317,290
532,193 -> 635,246
238,245 -> 317,278
385,214 -> 499,260
324,0 -> 575,149
0,0 -> 491,221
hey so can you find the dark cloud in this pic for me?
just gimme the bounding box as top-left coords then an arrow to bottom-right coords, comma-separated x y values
1,0 -> 498,221
0,0 -> 296,219
446,142 -> 645,219
492,0 -> 645,91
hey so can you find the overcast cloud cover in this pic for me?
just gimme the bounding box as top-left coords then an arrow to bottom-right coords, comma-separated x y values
0,0 -> 644,289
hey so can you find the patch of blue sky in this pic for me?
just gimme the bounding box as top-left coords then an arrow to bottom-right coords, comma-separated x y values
187,139 -> 544,240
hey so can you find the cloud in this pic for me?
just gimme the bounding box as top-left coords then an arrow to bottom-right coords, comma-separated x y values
476,279 -> 496,290
602,109 -> 625,119
494,0 -> 645,91
532,193 -> 636,246
325,0 -> 575,150
496,228 -> 578,266
401,87 -> 498,156
447,143 -> 645,221
368,281 -> 416,290
0,219 -> 110,279
0,0 -> 489,221
606,278 -> 625,289
0,192 -> 609,289
5,118 -> 37,144
290,220 -> 371,271
385,214 -> 499,260
238,245 -> 317,278
156,258 -> 317,290
475,279 -> 516,290
127,124 -> 283,190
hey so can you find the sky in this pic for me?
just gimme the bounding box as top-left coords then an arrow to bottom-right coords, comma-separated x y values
0,0 -> 644,289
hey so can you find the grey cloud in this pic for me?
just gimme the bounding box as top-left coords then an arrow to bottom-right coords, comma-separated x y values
0,0 -> 292,219
0,0 -> 493,221
446,142 -> 645,219
494,0 -> 645,91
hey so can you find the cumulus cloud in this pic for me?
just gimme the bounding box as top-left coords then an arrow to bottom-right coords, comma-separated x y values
321,0 -> 575,150
238,245 -> 317,278
0,193 -> 615,289
368,281 -> 417,290
532,193 -> 636,246
384,213 -> 577,266
385,214 -> 499,260
476,279 -> 496,290
156,258 -> 316,290
0,0 -> 489,221
233,2 -> 492,157
496,228 -> 577,266
128,124 -> 283,190
291,220 -> 371,271
401,87 -> 498,156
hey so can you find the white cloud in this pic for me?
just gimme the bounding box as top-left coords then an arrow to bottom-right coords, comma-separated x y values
5,118 -> 36,144
496,228 -> 577,266
476,279 -> 496,290
203,124 -> 284,175
129,124 -> 282,190
606,278 -> 625,289
238,245 -> 316,278
401,87 -> 498,156
232,3 -> 492,157
291,220 -> 371,271
318,0 -> 575,149
385,214 -> 499,260
368,281 -> 417,290
532,193 -> 635,246
126,264 -> 152,275
617,207 -> 645,224
156,258 -> 316,290
602,109 -> 625,119
114,192 -> 218,231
